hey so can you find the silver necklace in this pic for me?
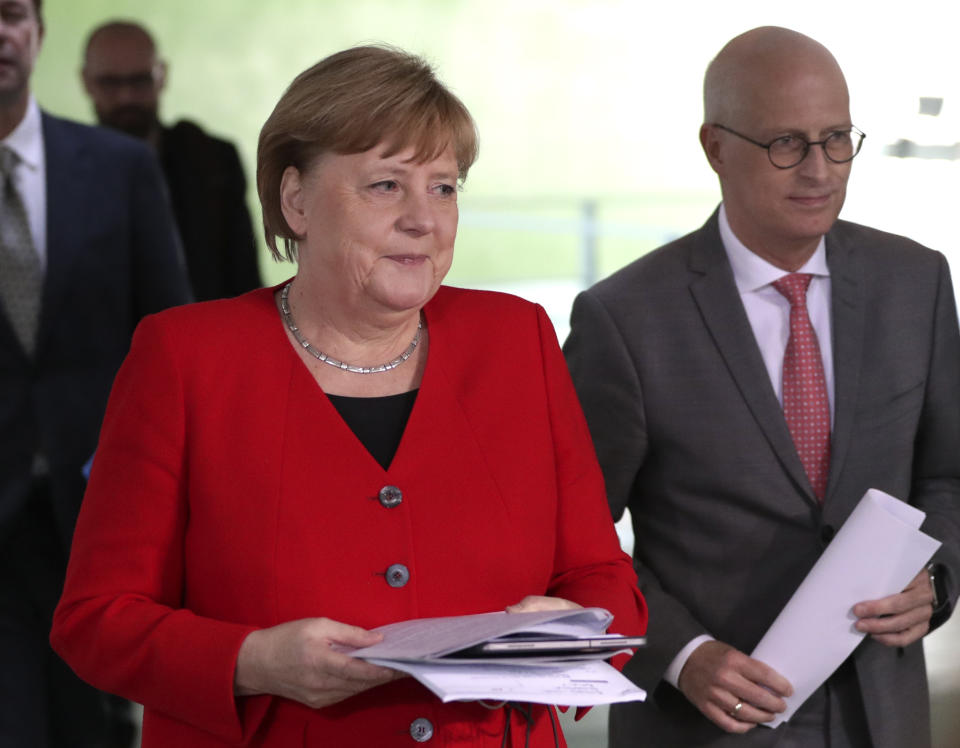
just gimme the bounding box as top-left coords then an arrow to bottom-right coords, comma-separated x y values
280,282 -> 422,374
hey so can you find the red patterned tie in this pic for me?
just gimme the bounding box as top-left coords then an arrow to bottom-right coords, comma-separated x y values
772,274 -> 831,502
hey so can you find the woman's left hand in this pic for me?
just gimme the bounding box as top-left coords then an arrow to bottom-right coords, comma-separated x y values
505,595 -> 582,613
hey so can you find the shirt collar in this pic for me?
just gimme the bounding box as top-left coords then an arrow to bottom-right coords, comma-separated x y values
2,96 -> 43,174
719,203 -> 829,294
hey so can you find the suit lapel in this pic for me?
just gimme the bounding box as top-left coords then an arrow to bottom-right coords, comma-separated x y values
37,113 -> 88,353
0,292 -> 23,358
688,212 -> 820,507
822,225 -> 865,517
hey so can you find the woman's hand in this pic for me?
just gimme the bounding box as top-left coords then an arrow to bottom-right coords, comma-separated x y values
505,595 -> 583,613
234,618 -> 403,709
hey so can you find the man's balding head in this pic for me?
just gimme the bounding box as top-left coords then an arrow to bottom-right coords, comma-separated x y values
699,27 -> 855,270
82,20 -> 166,140
703,26 -> 848,128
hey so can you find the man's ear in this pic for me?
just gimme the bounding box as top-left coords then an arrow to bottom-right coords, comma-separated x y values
700,123 -> 724,176
80,68 -> 94,96
156,60 -> 168,92
280,166 -> 307,238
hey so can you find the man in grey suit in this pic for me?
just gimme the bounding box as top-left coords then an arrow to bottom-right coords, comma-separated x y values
564,26 -> 959,748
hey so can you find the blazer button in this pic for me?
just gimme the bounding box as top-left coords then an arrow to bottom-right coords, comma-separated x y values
386,563 -> 410,588
379,485 -> 403,508
820,525 -> 835,544
409,717 -> 434,742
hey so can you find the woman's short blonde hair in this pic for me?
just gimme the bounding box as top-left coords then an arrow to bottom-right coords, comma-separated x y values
257,45 -> 479,261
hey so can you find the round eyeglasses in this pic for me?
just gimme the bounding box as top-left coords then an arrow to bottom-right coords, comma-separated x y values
712,124 -> 866,169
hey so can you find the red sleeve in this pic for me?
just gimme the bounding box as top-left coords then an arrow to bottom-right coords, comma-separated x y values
536,304 -> 648,641
50,315 -> 270,743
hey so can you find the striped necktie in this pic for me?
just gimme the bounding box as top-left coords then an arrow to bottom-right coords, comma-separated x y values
0,145 -> 42,356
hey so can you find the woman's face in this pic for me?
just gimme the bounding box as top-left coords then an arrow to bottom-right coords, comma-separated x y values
281,142 -> 460,315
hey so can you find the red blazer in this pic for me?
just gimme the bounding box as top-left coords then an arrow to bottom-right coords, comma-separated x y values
51,285 -> 647,747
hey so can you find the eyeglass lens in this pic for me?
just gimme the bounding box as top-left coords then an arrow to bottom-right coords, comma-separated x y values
769,131 -> 861,167
92,73 -> 157,93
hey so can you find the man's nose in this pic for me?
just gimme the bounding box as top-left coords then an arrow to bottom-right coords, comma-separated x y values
797,142 -> 832,178
113,85 -> 140,104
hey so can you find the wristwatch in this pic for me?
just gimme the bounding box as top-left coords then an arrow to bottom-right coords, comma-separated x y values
927,563 -> 947,611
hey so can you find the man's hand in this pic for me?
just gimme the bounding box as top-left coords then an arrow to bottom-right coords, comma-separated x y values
677,641 -> 792,734
853,569 -> 934,647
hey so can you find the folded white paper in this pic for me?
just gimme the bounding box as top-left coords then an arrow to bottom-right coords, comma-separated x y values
751,488 -> 941,727
371,658 -> 646,706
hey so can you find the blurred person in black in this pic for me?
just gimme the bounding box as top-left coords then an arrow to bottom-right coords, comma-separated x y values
0,1 -> 191,746
82,20 -> 262,301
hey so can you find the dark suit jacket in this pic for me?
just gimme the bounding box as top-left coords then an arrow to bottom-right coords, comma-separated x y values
0,112 -> 192,549
158,120 -> 261,301
564,211 -> 960,748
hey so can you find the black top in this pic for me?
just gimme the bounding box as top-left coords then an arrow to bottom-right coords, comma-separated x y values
327,390 -> 418,470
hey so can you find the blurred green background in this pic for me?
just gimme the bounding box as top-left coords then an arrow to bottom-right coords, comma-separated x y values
33,0 -> 732,294
33,1 -> 960,316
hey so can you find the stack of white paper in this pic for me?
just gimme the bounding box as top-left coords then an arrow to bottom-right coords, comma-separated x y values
349,608 -> 647,706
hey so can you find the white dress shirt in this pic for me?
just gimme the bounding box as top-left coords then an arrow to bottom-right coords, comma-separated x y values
663,204 -> 835,688
1,96 -> 47,268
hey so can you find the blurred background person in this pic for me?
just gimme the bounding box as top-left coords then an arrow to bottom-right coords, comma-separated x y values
82,20 -> 261,301
0,1 -> 191,747
51,45 -> 647,747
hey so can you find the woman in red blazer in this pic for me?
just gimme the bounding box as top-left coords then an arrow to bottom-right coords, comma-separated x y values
51,45 -> 647,747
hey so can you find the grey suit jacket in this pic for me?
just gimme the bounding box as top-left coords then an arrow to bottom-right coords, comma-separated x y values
564,210 -> 960,748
